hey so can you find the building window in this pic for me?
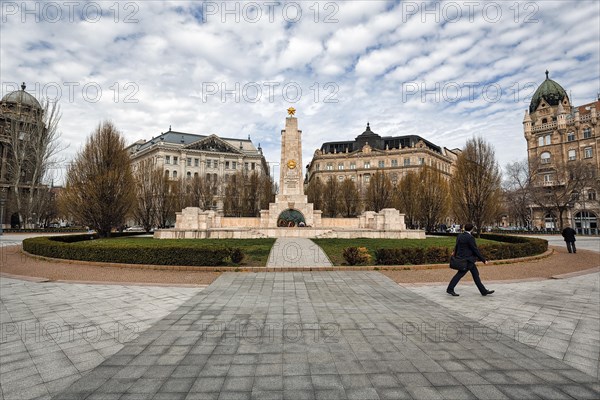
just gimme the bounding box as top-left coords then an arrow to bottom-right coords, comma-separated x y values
584,147 -> 593,158
245,162 -> 249,170
538,136 -> 544,147
544,135 -> 551,145
232,161 -> 237,170
391,159 -> 398,167
194,172 -> 199,178
568,150 -> 576,161
187,171 -> 191,179
194,158 -> 199,167
583,127 -> 592,139
315,163 -> 320,171
338,163 -> 344,170
540,152 -> 551,164
364,162 -> 370,169
187,158 -> 192,166
225,161 -> 230,169
567,132 -> 575,142
173,156 -> 178,164
326,163 -> 333,171
419,158 -> 425,165
544,173 -> 552,183
378,160 -> 385,168
351,176 -> 356,181
404,158 -> 411,166
350,162 -> 356,170
364,174 -> 370,183
589,190 -> 597,201
173,171 -> 178,178
206,160 -> 212,168
251,162 -> 255,170
338,176 -> 344,181
165,156 -> 171,164
165,170 -> 169,177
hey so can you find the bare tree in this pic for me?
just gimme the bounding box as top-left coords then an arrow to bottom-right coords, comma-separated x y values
132,158 -> 162,232
503,160 -> 532,228
417,166 -> 450,232
366,171 -> 393,213
450,137 -> 502,236
259,174 -> 275,210
59,121 -> 134,237
394,172 -> 420,229
321,176 -> 341,217
155,173 -> 180,228
5,99 -> 63,227
340,178 -> 360,217
529,159 -> 595,230
306,177 -> 324,211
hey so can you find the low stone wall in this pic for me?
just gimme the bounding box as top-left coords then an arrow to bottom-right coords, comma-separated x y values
220,218 -> 261,228
320,218 -> 360,228
155,228 -> 426,239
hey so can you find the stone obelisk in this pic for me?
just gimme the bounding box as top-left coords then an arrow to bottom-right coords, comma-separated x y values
277,107 -> 305,203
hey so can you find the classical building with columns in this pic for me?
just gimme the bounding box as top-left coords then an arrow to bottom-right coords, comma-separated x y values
127,128 -> 269,209
523,71 -> 599,233
306,123 -> 460,188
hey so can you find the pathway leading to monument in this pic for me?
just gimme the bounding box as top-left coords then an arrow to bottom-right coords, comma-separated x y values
53,272 -> 599,400
266,238 -> 333,268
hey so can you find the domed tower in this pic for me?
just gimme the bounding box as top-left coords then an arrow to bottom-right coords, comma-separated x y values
528,70 -> 571,122
0,83 -> 46,228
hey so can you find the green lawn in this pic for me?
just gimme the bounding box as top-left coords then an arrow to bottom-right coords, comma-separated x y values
312,237 -> 498,266
75,237 -> 276,266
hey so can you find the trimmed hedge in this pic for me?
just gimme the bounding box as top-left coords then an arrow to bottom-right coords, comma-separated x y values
22,235 -> 242,266
375,234 -> 547,265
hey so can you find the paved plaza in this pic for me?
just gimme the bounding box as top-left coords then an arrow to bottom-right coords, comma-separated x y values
6,271 -> 588,400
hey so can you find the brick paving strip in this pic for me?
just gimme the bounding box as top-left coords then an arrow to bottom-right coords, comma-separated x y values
51,272 -> 599,400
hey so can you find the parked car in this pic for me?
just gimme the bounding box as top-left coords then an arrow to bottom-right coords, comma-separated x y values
125,226 -> 146,232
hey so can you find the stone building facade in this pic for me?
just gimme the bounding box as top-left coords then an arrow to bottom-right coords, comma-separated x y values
523,71 -> 599,233
306,123 -> 459,188
0,83 -> 47,228
127,128 -> 269,210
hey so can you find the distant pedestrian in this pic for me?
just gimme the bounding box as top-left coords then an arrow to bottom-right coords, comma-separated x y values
561,225 -> 577,253
447,223 -> 494,297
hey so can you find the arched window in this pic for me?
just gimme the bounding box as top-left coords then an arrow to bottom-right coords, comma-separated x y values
567,132 -> 575,142
583,127 -> 592,139
540,152 -> 551,164
542,118 -> 548,124
165,170 -> 169,177
172,171 -> 177,178
588,190 -> 597,201
538,136 -> 544,146
186,171 -> 191,179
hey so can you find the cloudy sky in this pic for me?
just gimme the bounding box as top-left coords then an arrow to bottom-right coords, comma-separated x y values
1,0 -> 599,183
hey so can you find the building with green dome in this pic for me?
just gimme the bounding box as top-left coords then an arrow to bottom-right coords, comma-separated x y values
523,71 -> 599,234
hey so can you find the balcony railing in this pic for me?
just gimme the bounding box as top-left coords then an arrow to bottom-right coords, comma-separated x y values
532,121 -> 557,132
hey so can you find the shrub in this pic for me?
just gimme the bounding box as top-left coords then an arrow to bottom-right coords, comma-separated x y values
23,236 -> 242,267
229,248 -> 245,264
342,247 -> 371,265
374,235 -> 546,265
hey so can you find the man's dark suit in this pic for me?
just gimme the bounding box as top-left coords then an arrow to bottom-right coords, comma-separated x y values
447,232 -> 488,294
561,227 -> 577,253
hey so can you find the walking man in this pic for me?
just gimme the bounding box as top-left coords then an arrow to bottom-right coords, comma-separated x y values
561,224 -> 577,253
447,223 -> 494,297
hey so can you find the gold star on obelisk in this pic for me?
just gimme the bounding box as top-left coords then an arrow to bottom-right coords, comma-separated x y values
287,107 -> 296,116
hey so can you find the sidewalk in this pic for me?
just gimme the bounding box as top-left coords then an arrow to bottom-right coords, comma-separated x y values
50,272 -> 599,400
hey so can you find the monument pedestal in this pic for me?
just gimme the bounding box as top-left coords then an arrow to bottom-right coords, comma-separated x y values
155,111 -> 424,240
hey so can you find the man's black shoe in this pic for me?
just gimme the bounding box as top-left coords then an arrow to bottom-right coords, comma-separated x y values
446,290 -> 459,296
482,290 -> 495,296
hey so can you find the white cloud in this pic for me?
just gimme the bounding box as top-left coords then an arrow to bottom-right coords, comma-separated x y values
0,0 -> 598,184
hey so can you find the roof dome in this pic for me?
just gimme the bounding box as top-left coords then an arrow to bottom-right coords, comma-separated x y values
529,71 -> 568,113
1,83 -> 41,109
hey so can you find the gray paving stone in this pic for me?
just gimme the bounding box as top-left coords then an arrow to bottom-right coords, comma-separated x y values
35,271 -> 600,400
